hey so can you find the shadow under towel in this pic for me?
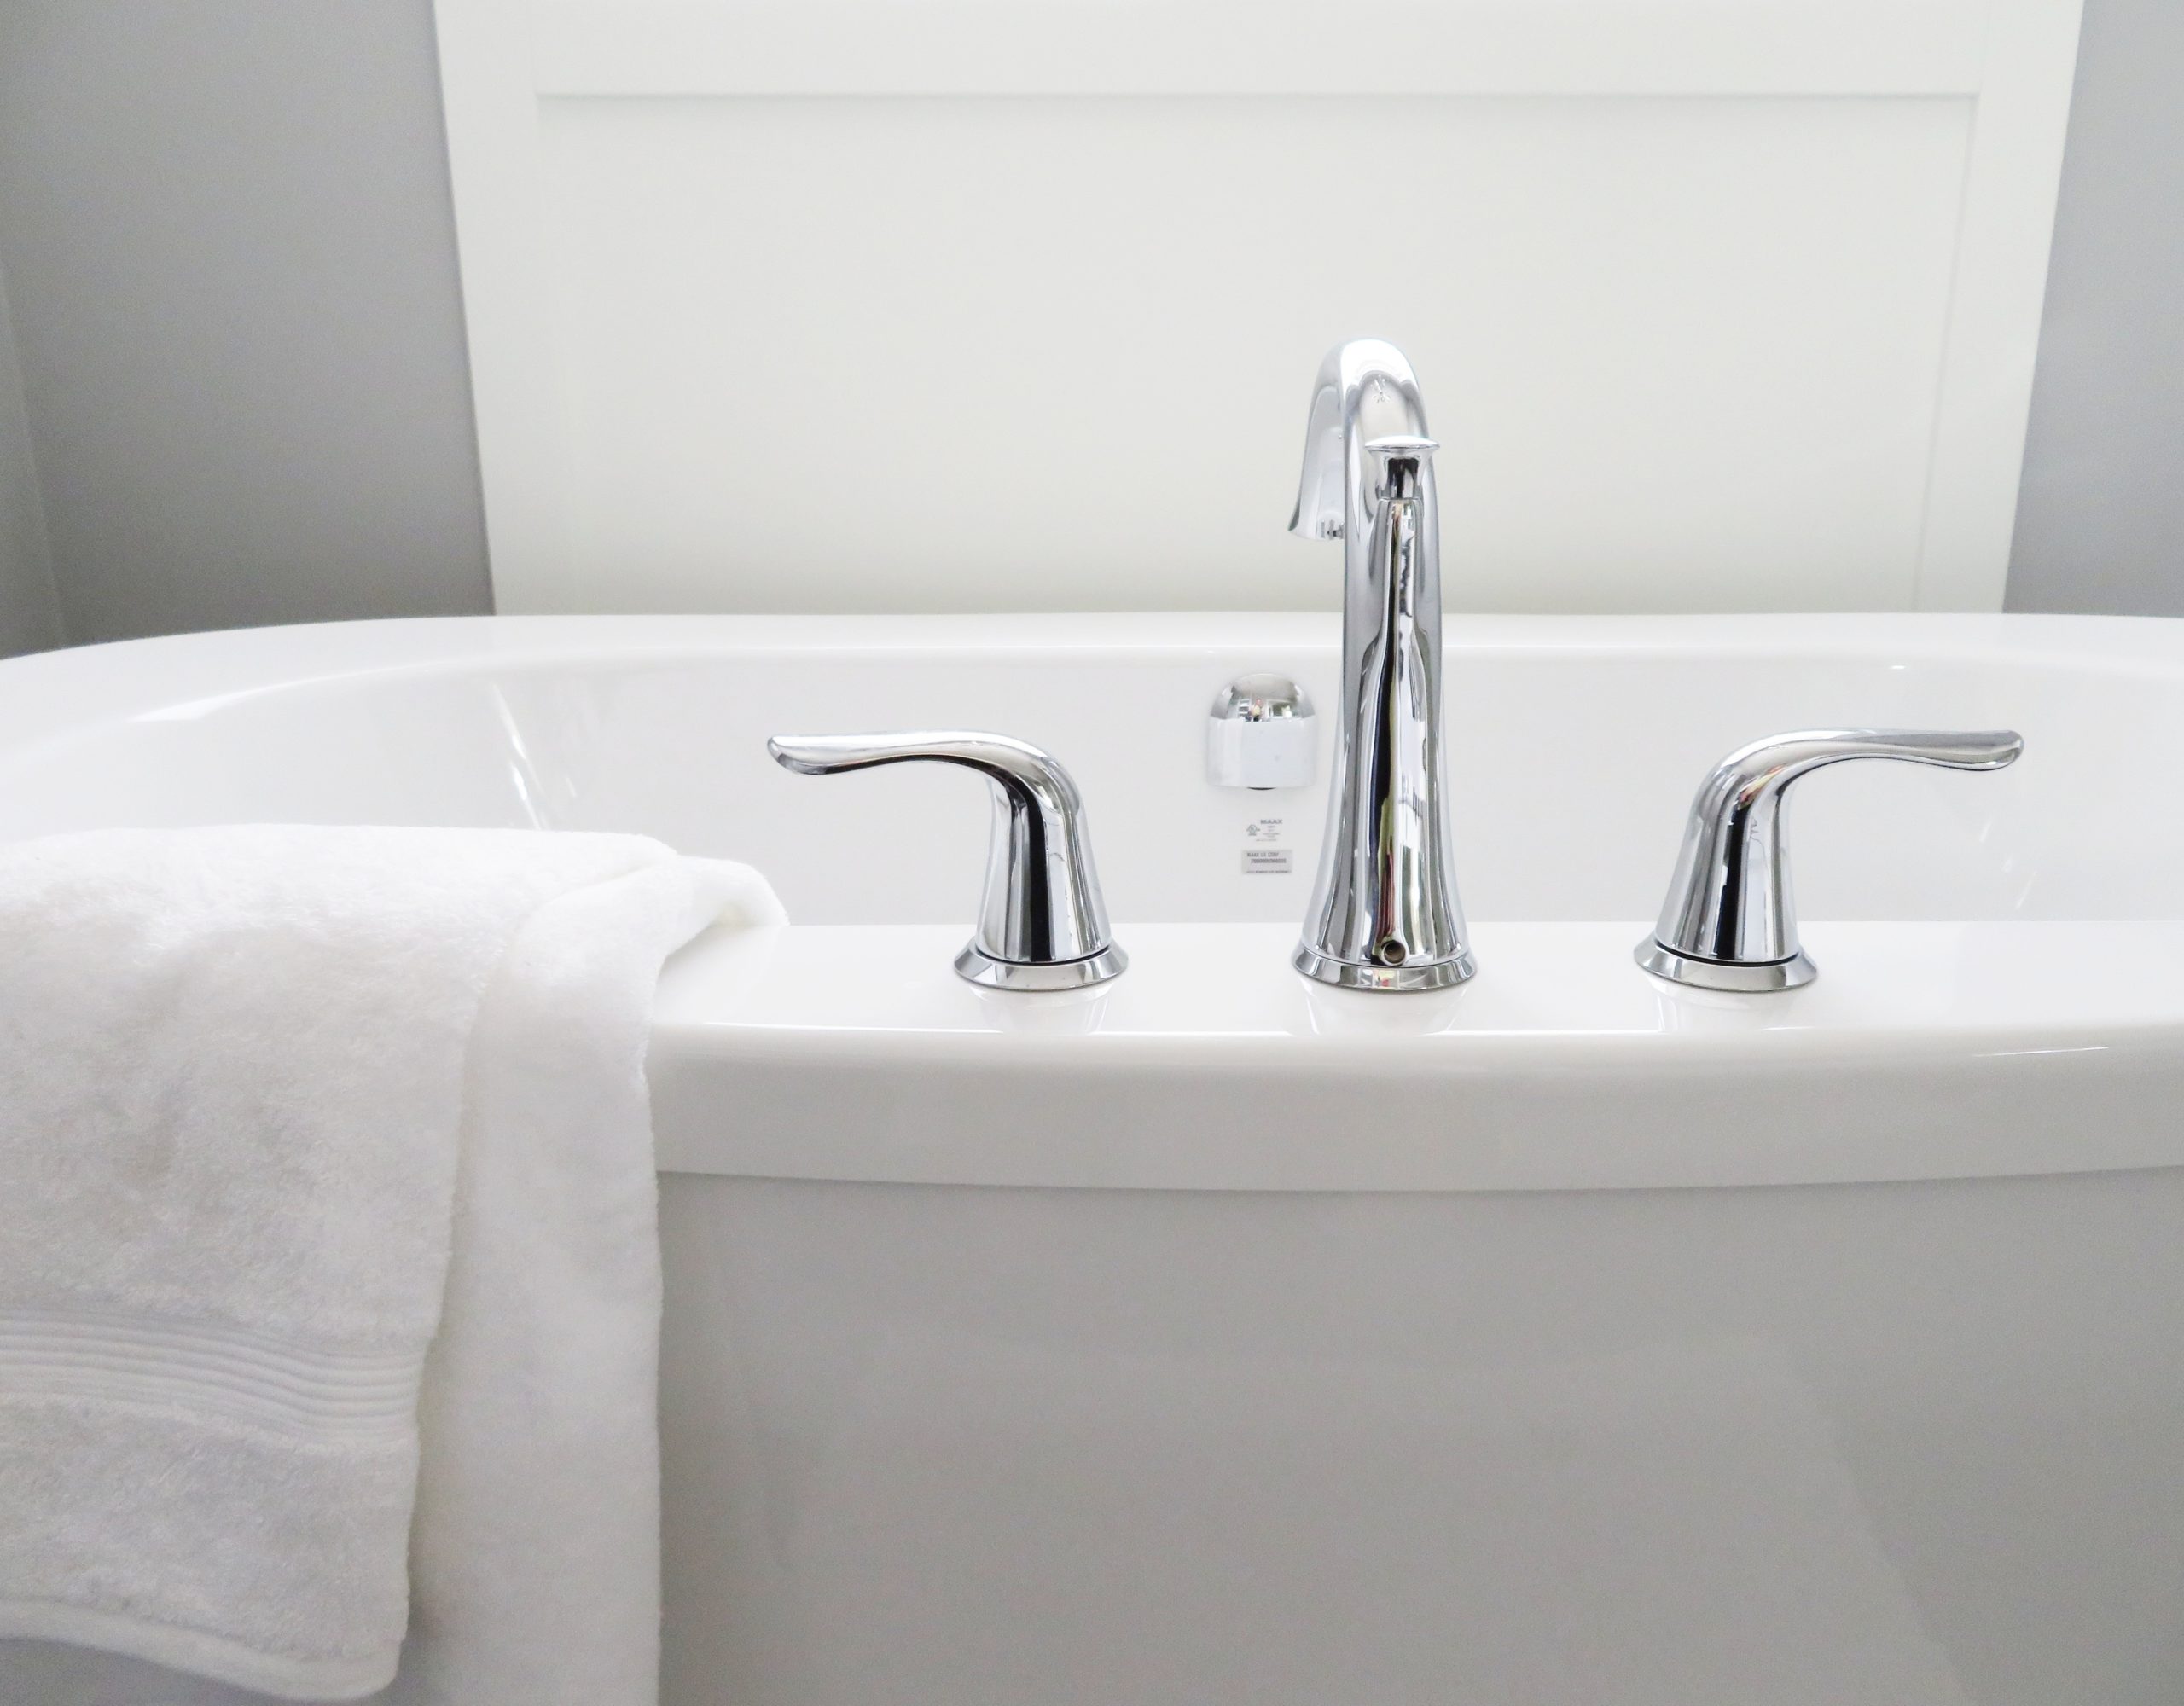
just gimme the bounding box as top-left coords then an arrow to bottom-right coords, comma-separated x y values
0,827 -> 783,1703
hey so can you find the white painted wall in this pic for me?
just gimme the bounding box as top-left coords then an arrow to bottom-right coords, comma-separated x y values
529,96 -> 1967,615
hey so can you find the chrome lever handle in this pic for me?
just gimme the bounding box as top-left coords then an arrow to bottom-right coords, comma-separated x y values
1636,728 -> 2023,991
767,730 -> 1126,990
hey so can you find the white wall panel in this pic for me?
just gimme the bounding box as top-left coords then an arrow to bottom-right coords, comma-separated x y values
437,0 -> 2083,614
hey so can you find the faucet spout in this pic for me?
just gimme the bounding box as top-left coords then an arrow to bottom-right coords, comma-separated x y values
1289,339 -> 1432,543
1290,340 -> 1475,992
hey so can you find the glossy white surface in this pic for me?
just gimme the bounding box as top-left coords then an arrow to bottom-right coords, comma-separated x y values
650,919 -> 2184,1192
659,1169 -> 2184,1706
4,611 -> 2183,1703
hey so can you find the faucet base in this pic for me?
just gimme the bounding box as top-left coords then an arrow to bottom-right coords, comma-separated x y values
956,942 -> 1129,992
1634,939 -> 1817,994
1292,941 -> 1478,993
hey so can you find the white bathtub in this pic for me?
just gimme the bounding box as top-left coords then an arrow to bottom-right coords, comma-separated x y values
6,612 -> 2184,1704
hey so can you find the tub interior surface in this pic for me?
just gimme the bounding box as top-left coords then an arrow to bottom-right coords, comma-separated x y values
0,614 -> 2171,927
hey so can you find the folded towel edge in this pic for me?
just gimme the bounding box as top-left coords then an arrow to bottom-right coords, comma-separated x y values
0,1598 -> 396,1702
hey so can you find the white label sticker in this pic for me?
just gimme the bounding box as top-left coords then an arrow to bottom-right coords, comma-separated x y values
1242,848 -> 1293,874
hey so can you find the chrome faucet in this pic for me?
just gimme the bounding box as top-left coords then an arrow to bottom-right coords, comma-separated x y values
1288,339 -> 1475,991
1637,728 -> 2023,991
768,730 -> 1127,989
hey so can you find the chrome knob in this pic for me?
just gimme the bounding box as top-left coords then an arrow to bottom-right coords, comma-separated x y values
1636,728 -> 2023,991
768,730 -> 1126,990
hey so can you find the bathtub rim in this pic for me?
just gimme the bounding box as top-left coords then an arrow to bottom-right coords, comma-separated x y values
8,611 -> 2184,1193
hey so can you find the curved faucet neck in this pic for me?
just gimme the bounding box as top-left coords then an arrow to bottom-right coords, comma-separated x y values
1289,339 -> 1434,550
1289,339 -> 1474,992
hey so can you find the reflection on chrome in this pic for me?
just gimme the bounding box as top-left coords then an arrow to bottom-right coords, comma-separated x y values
1287,339 -> 1476,992
1637,728 -> 2023,992
768,729 -> 1127,990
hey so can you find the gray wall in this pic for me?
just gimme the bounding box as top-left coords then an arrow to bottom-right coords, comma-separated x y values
2007,0 -> 2184,614
0,0 -> 2174,650
0,0 -> 490,649
0,256 -> 64,655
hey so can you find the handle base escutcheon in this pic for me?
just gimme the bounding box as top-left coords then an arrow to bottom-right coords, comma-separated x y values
1634,940 -> 1817,994
1292,940 -> 1477,993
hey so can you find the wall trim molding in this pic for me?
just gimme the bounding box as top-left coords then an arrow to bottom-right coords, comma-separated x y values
526,2 -> 1992,97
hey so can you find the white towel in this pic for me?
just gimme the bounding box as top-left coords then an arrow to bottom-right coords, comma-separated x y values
0,826 -> 782,1703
